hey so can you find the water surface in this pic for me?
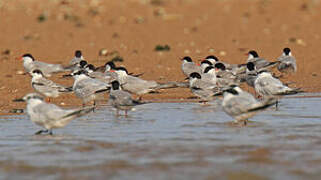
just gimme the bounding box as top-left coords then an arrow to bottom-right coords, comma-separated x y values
0,94 -> 321,180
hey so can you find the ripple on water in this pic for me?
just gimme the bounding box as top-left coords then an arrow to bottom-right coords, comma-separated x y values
0,95 -> 321,179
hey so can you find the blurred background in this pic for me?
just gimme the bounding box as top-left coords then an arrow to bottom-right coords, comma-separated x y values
0,0 -> 320,106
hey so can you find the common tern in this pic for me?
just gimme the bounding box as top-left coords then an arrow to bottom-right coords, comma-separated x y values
181,56 -> 202,78
189,72 -> 221,102
222,86 -> 276,125
277,47 -> 297,73
31,69 -> 72,101
14,93 -> 94,135
72,70 -> 110,106
202,66 -> 217,85
254,71 -> 302,107
20,54 -> 70,77
215,63 -> 240,87
109,80 -> 145,117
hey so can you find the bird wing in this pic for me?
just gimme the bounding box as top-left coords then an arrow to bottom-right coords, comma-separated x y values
74,78 -> 109,97
110,90 -> 134,106
223,95 -> 254,116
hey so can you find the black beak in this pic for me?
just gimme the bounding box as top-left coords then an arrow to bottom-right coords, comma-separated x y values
184,77 -> 189,80
13,98 -> 25,102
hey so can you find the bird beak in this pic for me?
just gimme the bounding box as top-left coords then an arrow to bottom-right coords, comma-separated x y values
109,70 -> 115,72
62,74 -> 72,78
244,53 -> 249,56
13,98 -> 25,102
184,77 -> 189,80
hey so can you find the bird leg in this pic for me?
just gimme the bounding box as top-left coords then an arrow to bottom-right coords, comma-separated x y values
244,120 -> 248,126
275,100 -> 279,110
48,129 -> 53,135
125,110 -> 128,117
93,101 -> 96,112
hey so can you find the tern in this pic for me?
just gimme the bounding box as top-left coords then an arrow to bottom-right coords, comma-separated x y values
246,50 -> 278,70
14,93 -> 94,135
72,70 -> 110,106
222,86 -> 276,125
254,71 -> 302,107
31,69 -> 72,101
109,80 -> 145,117
20,54 -> 70,77
181,56 -> 202,78
277,47 -> 297,73
189,72 -> 222,102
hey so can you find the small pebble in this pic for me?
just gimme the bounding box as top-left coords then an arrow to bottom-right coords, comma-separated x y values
153,8 -> 166,17
208,48 -> 215,53
184,49 -> 190,54
16,70 -> 24,75
219,51 -> 227,56
135,16 -> 145,24
99,48 -> 108,56
296,39 -> 306,46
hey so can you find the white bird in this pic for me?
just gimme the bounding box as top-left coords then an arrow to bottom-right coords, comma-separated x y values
246,50 -> 278,70
31,69 -> 72,102
244,62 -> 258,88
254,71 -> 302,97
114,67 -> 181,99
20,54 -> 70,77
181,56 -> 202,77
72,70 -> 110,106
189,72 -> 221,102
222,86 -> 276,125
215,63 -> 240,87
202,66 -> 217,85
277,47 -> 297,73
114,67 -> 159,96
109,80 -> 145,117
254,71 -> 302,107
13,93 -> 94,135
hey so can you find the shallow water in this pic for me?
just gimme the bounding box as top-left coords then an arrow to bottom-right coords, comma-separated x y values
0,94 -> 321,180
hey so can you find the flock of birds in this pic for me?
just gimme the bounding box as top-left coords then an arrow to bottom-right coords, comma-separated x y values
13,48 -> 301,135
